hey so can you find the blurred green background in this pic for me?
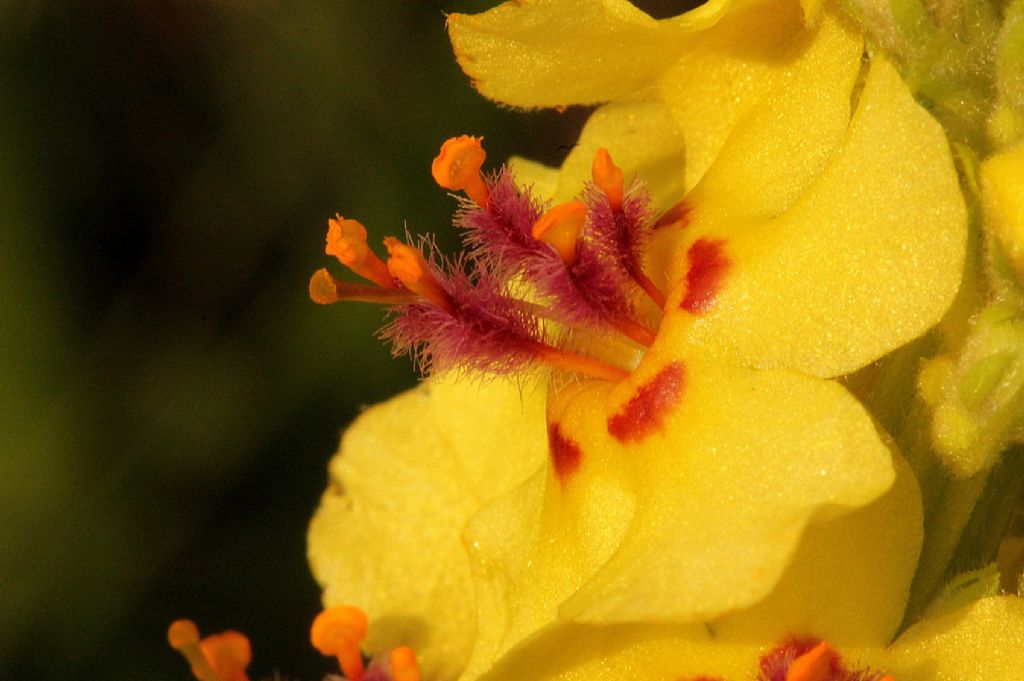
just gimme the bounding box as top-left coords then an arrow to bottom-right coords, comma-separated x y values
0,2 -> 597,679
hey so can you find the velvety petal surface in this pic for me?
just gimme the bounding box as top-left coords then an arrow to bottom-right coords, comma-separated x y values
447,0 -> 733,108
715,451 -> 921,646
657,58 -> 966,379
308,377 -> 545,681
883,596 -> 1024,680
559,358 -> 894,623
474,622 -> 754,681
459,356 -> 895,675
656,0 -> 859,191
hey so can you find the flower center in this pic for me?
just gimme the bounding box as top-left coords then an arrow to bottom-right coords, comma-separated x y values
757,639 -> 894,681
309,135 -> 681,382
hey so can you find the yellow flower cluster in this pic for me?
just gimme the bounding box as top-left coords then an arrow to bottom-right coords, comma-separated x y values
307,1 -> 1024,680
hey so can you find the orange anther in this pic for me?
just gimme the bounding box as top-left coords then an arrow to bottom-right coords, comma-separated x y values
384,237 -> 455,314
389,646 -> 421,681
199,631 -> 252,681
431,135 -> 490,209
531,201 -> 587,265
785,641 -> 836,681
168,619 -> 201,650
592,148 -> 624,211
325,216 -> 395,289
311,606 -> 369,681
168,620 -> 250,681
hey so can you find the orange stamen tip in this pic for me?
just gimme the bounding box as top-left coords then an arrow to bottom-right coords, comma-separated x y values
310,606 -> 369,655
592,147 -> 624,210
390,647 -> 421,681
431,135 -> 490,208
310,268 -> 341,305
785,642 -> 836,681
326,215 -> 370,266
431,135 -> 486,190
168,619 -> 200,649
532,201 -> 587,264
200,631 -> 252,681
384,237 -> 427,286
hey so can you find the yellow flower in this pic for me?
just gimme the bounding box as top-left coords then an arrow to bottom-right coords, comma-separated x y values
304,1 -> 1017,680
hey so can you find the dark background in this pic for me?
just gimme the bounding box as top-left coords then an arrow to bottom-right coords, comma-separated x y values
0,2 -> 682,680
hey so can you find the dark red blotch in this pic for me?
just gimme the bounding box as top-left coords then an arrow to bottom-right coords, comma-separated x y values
681,238 -> 730,314
607,362 -> 686,443
548,421 -> 582,481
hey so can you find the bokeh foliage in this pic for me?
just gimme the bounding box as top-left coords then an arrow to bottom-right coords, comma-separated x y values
0,2 -> 587,679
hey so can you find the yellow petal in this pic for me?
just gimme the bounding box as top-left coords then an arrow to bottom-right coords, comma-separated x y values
656,0 -> 819,190
657,57 -> 966,378
508,156 -> 560,201
459,449 -> 636,679
560,358 -> 894,623
678,5 -> 862,226
884,596 -> 1024,680
448,0 -> 733,108
475,622 -> 755,681
308,377 -> 546,681
980,139 -> 1024,280
716,451 -> 922,646
460,357 -> 894,674
646,3 -> 862,273
550,99 -> 687,210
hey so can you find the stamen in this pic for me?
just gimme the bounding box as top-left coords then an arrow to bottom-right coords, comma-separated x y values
167,620 -> 252,681
311,606 -> 369,681
432,135 -> 490,209
168,620 -> 221,681
384,237 -> 456,315
606,315 -> 656,347
784,641 -> 836,681
389,646 -> 421,681
630,265 -> 667,309
531,201 -> 587,265
592,148 -> 624,211
309,268 -> 418,306
326,216 -> 396,289
532,343 -> 630,382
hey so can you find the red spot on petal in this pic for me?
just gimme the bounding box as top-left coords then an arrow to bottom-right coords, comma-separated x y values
607,362 -> 686,443
681,238 -> 729,314
548,422 -> 582,481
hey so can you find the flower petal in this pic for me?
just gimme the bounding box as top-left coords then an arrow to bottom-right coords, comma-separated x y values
715,451 -> 921,646
657,57 -> 966,378
655,0 -> 833,190
447,0 -> 732,108
460,357 -> 895,673
884,596 -> 1024,680
307,377 -> 546,681
475,622 -> 755,681
560,358 -> 895,624
549,99 -> 687,210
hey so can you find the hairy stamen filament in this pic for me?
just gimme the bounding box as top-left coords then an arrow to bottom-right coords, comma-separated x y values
309,268 -> 418,306
629,267 -> 667,309
384,237 -> 457,315
606,314 -> 657,346
532,343 -> 630,382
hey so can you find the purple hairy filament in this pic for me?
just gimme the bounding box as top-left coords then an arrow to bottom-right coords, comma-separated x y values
309,136 -> 671,383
